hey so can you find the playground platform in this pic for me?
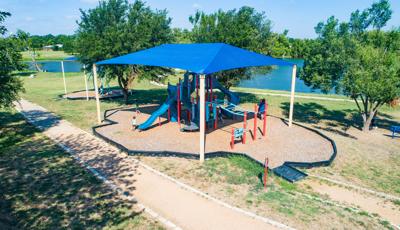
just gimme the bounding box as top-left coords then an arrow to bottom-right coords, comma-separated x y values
93,104 -> 335,168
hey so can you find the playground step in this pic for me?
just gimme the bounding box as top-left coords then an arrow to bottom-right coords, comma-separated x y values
273,164 -> 308,182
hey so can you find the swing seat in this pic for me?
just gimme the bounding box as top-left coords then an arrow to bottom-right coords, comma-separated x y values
181,122 -> 199,132
234,128 -> 244,139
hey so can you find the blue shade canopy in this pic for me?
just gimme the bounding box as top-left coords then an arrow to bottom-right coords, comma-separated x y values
96,43 -> 293,74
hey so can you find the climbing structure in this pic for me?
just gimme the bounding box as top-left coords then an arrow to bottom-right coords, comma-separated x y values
138,73 -> 241,131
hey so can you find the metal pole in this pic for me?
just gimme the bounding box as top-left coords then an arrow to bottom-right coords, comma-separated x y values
92,64 -> 102,124
289,65 -> 297,127
83,65 -> 89,101
61,61 -> 67,95
243,111 -> 247,144
263,103 -> 267,137
199,74 -> 206,162
253,104 -> 257,140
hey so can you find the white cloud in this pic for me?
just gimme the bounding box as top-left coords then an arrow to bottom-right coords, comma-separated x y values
25,16 -> 34,22
192,3 -> 202,9
65,15 -> 79,20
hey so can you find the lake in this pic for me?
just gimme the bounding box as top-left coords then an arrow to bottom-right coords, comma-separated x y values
26,61 -> 83,73
27,59 -> 323,93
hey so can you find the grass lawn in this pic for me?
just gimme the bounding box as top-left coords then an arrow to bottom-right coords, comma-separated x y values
19,71 -> 400,195
21,72 -> 165,130
0,109 -> 164,229
22,50 -> 71,61
17,71 -> 400,228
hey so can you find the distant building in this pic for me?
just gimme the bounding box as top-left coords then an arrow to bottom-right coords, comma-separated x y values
42,44 -> 63,51
42,45 -> 53,51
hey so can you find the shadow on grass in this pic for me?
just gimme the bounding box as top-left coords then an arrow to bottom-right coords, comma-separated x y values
280,102 -> 400,138
99,88 -> 168,107
0,111 -> 142,229
280,102 -> 360,138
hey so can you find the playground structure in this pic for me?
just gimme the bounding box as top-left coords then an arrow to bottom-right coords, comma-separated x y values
91,43 -> 337,182
137,73 -> 270,150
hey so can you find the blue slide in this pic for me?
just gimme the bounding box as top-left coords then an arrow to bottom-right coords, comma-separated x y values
137,98 -> 174,130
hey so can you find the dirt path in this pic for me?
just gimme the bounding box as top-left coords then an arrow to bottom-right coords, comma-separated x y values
304,179 -> 400,227
15,99 -> 291,230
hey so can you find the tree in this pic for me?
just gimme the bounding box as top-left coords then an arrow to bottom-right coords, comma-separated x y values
76,0 -> 173,104
300,1 -> 399,131
172,28 -> 191,43
0,11 -> 24,109
189,6 -> 275,88
16,30 -> 42,72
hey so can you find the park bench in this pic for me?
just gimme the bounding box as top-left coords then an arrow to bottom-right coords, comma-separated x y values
390,126 -> 400,139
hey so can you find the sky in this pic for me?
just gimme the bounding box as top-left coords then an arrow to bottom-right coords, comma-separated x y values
0,0 -> 399,38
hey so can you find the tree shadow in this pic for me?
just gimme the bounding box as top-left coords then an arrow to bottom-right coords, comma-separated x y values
99,88 -> 168,107
280,102 -> 360,139
13,70 -> 37,77
0,111 -> 143,229
19,109 -> 61,131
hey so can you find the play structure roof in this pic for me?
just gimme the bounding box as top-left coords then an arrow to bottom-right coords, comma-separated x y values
96,43 -> 293,74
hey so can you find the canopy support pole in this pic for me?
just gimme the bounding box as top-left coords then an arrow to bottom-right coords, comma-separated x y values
83,65 -> 89,101
199,74 -> 206,162
92,64 -> 102,124
61,61 -> 67,95
289,65 -> 297,127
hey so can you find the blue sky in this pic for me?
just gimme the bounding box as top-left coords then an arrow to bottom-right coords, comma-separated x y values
1,0 -> 399,38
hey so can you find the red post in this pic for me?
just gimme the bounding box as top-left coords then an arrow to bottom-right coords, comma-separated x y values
158,116 -> 161,126
167,107 -> 171,122
263,103 -> 268,137
264,157 -> 269,189
253,104 -> 257,140
230,128 -> 234,149
214,109 -> 217,129
243,111 -> 247,144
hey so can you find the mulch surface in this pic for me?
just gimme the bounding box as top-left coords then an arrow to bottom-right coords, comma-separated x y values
95,104 -> 333,167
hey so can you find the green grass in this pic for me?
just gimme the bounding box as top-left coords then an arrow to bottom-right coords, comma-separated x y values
20,72 -> 167,131
0,110 -> 163,229
22,50 -> 70,61
194,156 -> 381,228
19,71 -> 400,196
232,86 -> 350,100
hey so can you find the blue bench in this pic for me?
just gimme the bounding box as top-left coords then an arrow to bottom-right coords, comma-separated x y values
390,126 -> 400,139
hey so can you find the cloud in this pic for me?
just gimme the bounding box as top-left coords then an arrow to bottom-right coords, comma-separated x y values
25,16 -> 34,22
192,3 -> 202,9
65,15 -> 79,20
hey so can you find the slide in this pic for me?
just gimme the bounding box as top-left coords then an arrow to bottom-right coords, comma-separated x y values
137,97 -> 174,130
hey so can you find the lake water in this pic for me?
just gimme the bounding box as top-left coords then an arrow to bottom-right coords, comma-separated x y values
238,59 -> 321,93
27,59 -> 323,93
27,61 -> 83,72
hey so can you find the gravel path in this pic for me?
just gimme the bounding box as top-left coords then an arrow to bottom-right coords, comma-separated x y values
15,99 -> 292,230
